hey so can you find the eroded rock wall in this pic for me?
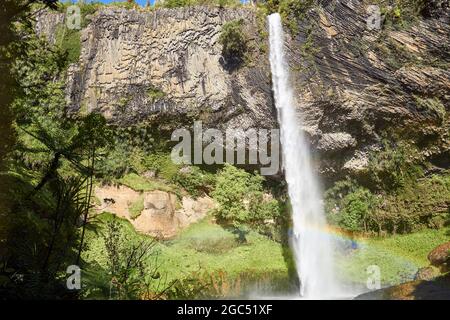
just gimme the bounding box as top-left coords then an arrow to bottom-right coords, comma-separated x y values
95,185 -> 215,239
286,0 -> 450,180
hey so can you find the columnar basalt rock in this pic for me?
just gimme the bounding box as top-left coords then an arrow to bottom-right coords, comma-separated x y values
35,10 -> 65,45
64,7 -> 276,133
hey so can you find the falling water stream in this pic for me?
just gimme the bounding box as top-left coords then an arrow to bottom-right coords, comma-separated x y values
268,13 -> 341,299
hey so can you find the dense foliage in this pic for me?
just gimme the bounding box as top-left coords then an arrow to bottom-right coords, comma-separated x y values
212,164 -> 282,237
325,180 -> 379,233
218,19 -> 247,67
101,217 -> 161,299
325,141 -> 450,235
259,0 -> 313,33
0,0 -> 113,299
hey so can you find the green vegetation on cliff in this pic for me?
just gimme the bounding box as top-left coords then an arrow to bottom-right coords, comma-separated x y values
55,24 -> 81,65
219,19 -> 248,67
326,171 -> 450,235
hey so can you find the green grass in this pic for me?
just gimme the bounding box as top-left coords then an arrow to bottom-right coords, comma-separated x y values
117,173 -> 179,195
159,219 -> 288,282
81,214 -> 290,298
55,25 -> 81,65
82,215 -> 449,297
129,194 -> 144,220
337,227 -> 450,286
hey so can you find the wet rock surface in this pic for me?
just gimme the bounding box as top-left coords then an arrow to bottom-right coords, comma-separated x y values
355,274 -> 450,300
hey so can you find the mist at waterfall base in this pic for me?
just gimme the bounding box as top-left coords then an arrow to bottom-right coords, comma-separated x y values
261,13 -> 358,299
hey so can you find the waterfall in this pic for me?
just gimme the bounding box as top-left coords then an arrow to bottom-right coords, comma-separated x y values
268,13 -> 340,299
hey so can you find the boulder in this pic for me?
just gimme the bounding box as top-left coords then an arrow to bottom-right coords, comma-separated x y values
428,242 -> 450,271
95,184 -> 215,239
414,266 -> 440,281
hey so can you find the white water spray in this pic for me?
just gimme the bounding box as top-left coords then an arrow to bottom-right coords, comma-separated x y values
268,13 -> 340,299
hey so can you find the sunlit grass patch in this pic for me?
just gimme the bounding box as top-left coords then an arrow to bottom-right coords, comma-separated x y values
82,214 -> 290,298
336,227 -> 450,287
117,172 -> 180,195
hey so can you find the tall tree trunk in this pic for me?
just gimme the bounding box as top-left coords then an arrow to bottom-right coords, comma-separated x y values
76,146 -> 95,265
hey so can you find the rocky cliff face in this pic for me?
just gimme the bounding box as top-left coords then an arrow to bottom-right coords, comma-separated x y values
37,2 -> 450,182
286,0 -> 450,180
45,7 -> 276,132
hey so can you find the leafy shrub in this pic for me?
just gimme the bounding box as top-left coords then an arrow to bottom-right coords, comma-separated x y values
326,172 -> 450,235
279,0 -> 313,18
339,188 -> 379,232
98,143 -> 146,179
101,216 -> 161,300
325,179 -> 379,233
262,0 -> 314,33
129,194 -> 145,220
211,164 -> 281,229
219,19 -> 247,66
373,173 -> 450,234
97,126 -> 156,179
172,166 -> 216,197
144,152 -> 179,181
367,140 -> 423,192
379,0 -> 429,27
